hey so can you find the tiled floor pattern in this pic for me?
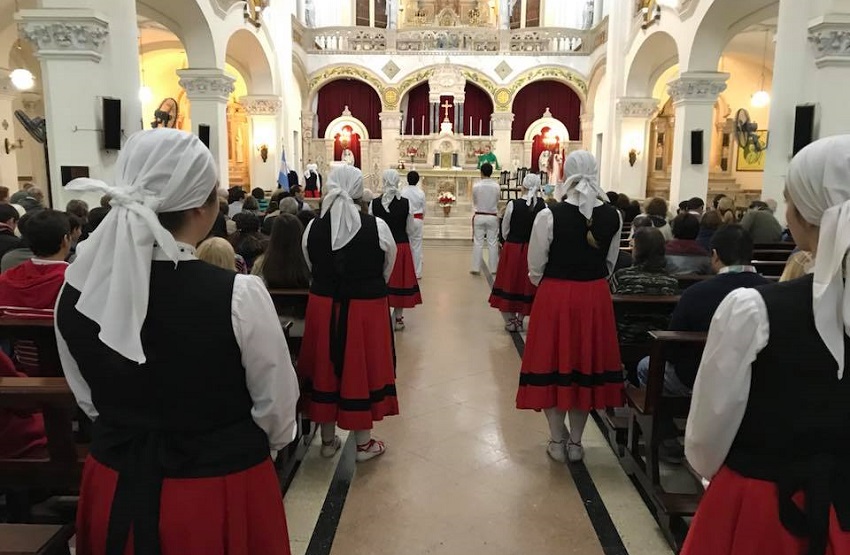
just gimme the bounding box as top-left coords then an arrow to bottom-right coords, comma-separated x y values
280,245 -> 672,555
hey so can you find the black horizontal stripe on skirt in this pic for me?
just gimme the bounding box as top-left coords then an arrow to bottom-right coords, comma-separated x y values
307,383 -> 398,412
490,288 -> 534,303
387,286 -> 421,296
519,370 -> 623,388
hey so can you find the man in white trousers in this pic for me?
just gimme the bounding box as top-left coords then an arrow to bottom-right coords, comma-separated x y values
401,170 -> 426,279
471,163 -> 501,274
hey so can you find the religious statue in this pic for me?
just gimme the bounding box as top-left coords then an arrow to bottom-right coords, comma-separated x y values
538,149 -> 552,182
499,0 -> 518,29
341,148 -> 355,166
551,151 -> 564,185
477,144 -> 499,170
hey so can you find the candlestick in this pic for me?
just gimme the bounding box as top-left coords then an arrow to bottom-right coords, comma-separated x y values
479,120 -> 482,136
421,115 -> 425,135
411,117 -> 414,136
469,116 -> 472,135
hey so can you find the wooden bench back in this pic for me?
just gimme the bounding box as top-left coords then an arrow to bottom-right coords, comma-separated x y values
643,331 -> 708,415
612,295 -> 681,369
0,319 -> 61,377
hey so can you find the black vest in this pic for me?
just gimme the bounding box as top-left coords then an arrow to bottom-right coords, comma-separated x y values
371,196 -> 410,243
506,198 -> 545,244
543,202 -> 620,282
56,261 -> 269,555
305,172 -> 321,192
725,275 -> 850,554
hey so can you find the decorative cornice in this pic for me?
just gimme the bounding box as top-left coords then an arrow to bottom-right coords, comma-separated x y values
17,9 -> 109,63
177,69 -> 235,102
808,15 -> 850,68
378,111 -> 403,129
616,97 -> 659,118
667,72 -> 729,105
240,95 -> 282,116
490,112 -> 514,131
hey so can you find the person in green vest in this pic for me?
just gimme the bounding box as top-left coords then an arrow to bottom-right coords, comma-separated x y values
477,145 -> 500,170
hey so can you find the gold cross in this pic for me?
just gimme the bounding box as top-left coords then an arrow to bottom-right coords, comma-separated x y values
441,99 -> 453,120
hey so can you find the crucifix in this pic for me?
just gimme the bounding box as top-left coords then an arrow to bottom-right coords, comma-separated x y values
441,99 -> 453,122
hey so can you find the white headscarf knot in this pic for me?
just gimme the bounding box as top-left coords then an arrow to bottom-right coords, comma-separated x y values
321,164 -> 364,251
522,173 -> 542,203
786,135 -> 850,379
556,150 -> 606,220
381,169 -> 402,212
64,128 -> 218,364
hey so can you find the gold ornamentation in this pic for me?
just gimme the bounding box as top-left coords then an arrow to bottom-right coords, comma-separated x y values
497,67 -> 588,111
494,88 -> 511,109
308,65 -> 386,99
383,87 -> 400,108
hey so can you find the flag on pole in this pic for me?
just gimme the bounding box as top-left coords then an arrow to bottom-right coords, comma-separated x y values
277,145 -> 291,192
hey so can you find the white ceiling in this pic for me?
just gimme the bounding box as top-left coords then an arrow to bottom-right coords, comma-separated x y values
722,22 -> 777,71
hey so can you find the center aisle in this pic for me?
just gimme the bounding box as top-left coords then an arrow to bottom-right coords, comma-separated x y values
328,245 -> 604,555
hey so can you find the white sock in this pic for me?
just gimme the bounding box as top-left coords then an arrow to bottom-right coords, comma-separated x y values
568,410 -> 588,444
321,423 -> 336,444
543,408 -> 568,442
354,430 -> 372,446
394,308 -> 404,320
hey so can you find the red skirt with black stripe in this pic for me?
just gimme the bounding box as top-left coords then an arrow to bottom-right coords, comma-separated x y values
74,456 -> 290,555
489,241 -> 536,315
516,278 -> 624,411
388,243 -> 422,309
299,293 -> 399,430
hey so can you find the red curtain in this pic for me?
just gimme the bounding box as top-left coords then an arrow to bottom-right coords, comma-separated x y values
438,95 -> 456,129
511,81 -> 582,141
463,82 -> 493,135
404,82 -> 430,136
333,128 -> 362,168
317,80 -> 383,140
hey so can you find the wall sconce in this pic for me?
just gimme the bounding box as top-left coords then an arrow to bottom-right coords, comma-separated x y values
628,148 -> 640,167
4,138 -> 23,155
258,144 -> 269,163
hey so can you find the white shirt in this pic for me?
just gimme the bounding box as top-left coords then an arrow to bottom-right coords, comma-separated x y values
472,179 -> 500,214
56,243 -> 301,453
302,217 -> 398,283
527,203 -> 622,286
684,288 -> 770,479
401,185 -> 426,215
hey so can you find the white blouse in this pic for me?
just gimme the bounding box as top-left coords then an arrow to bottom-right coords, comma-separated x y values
527,203 -> 623,287
684,287 -> 770,479
56,243 -> 301,453
302,217 -> 398,283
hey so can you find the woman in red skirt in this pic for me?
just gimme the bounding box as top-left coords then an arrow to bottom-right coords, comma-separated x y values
682,136 -> 850,555
300,165 -> 399,462
56,129 -> 300,555
370,169 -> 422,331
489,173 -> 545,332
517,150 -> 623,464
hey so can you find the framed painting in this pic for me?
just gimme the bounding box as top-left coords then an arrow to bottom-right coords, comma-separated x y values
737,130 -> 769,172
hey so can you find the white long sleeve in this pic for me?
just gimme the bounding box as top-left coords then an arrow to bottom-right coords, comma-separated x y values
303,218 -> 397,282
606,211 -> 624,277
501,200 -> 514,239
527,208 -> 554,286
302,219 -> 315,271
405,212 -> 416,239
232,275 -> 300,452
55,284 -> 97,420
685,288 -> 770,479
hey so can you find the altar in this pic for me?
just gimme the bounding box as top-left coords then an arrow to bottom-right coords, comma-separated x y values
399,168 -> 480,202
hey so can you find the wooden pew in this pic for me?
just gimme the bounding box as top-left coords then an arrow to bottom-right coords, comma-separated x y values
751,249 -> 794,262
0,523 -> 74,555
0,319 -> 61,377
752,260 -> 786,277
267,289 -> 309,361
754,242 -> 795,251
624,330 -> 708,552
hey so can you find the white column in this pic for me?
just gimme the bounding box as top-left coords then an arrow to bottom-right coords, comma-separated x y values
807,14 -> 850,137
0,70 -> 19,190
580,113 -> 594,151
667,72 -> 729,208
18,2 -> 142,209
241,95 -> 282,192
594,0 -> 604,26
379,111 -> 402,171
613,98 -> 658,199
491,112 -> 514,171
177,68 -> 234,189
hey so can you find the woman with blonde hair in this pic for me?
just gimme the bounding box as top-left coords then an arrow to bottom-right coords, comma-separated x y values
197,236 -> 237,271
717,196 -> 737,224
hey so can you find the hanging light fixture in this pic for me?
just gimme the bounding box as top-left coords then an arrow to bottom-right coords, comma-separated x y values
751,29 -> 771,108
9,2 -> 33,91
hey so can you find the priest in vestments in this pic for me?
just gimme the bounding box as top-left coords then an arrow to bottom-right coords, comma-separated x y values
477,145 -> 500,170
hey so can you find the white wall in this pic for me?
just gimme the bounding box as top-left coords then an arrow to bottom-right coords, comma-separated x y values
542,0 -> 588,28
312,0 -> 355,27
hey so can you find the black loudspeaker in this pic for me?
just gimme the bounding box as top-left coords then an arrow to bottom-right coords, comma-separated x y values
794,105 -> 816,156
102,98 -> 122,150
61,166 -> 89,186
198,124 -> 211,148
691,130 -> 704,165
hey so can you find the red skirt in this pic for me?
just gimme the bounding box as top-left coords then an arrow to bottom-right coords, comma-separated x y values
489,241 -> 536,315
74,456 -> 290,555
299,293 -> 399,430
388,243 -> 422,309
682,465 -> 850,555
304,190 -> 320,198
516,278 -> 623,411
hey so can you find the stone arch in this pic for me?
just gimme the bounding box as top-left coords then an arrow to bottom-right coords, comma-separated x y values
626,30 -> 679,98
225,29 -> 274,95
506,66 -> 588,113
585,56 -> 607,117
307,65 -> 387,110
524,115 -> 569,143
324,112 -> 370,141
395,64 -> 499,111
136,0 -> 220,67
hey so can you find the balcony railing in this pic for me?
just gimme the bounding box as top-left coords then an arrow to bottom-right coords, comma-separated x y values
294,17 -> 608,56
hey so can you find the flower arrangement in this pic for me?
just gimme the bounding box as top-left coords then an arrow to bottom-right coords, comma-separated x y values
406,146 -> 419,158
438,191 -> 456,206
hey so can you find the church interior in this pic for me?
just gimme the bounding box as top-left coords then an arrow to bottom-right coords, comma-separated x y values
0,0 -> 849,554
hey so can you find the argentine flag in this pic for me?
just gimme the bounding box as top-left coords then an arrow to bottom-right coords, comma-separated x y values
277,146 -> 291,192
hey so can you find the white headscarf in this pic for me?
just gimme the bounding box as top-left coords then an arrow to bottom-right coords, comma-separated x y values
320,164 -> 364,251
522,173 -> 541,203
381,169 -> 402,212
786,135 -> 850,378
557,150 -> 607,220
64,128 -> 218,364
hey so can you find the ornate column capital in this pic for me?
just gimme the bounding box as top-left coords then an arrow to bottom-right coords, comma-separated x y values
616,97 -> 659,118
17,9 -> 109,63
490,112 -> 514,131
809,15 -> 850,68
177,68 -> 235,103
239,95 -> 282,116
667,72 -> 729,105
379,111 -> 403,130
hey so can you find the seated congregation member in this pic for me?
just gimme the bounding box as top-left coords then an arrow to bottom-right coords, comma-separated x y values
230,212 -> 267,272
66,199 -> 90,240
197,236 -> 237,271
0,203 -> 20,261
56,129 -> 299,555
227,186 -> 246,218
401,171 -> 426,279
716,196 -> 737,225
696,210 -> 722,252
297,209 -> 317,230
489,173 -> 545,332
251,187 -> 269,212
241,196 -> 261,216
19,186 -> 45,213
740,200 -> 783,244
687,197 -> 705,217
519,151 -> 623,464
665,213 -> 712,275
300,165 -> 398,462
632,197 -> 672,241
616,194 -> 641,223
1,212 -> 34,272
370,169 -> 422,331
66,214 -> 83,262
681,134 -> 850,555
